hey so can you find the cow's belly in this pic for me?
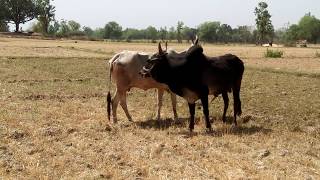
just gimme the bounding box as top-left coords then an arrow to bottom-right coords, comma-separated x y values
182,88 -> 199,103
132,77 -> 168,91
208,85 -> 230,96
208,86 -> 220,97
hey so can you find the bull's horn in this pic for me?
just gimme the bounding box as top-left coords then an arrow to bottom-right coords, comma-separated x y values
142,66 -> 151,72
158,42 -> 163,54
194,35 -> 199,45
165,41 -> 168,51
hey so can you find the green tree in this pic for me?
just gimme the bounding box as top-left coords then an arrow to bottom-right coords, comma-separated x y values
298,13 -> 320,43
145,26 -> 158,41
254,2 -> 274,44
104,21 -> 122,40
1,0 -> 38,32
36,0 -> 55,34
92,28 -> 105,39
217,24 -> 232,43
57,19 -> 70,36
83,26 -> 94,37
68,20 -> 81,32
182,26 -> 197,42
283,24 -> 300,43
159,27 -> 168,41
168,26 -> 176,41
122,28 -> 144,41
198,21 -> 220,42
233,26 -> 253,43
176,21 -> 184,43
48,20 -> 60,35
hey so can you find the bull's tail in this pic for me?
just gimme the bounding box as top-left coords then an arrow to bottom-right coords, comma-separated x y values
235,76 -> 243,116
107,53 -> 120,121
107,92 -> 112,121
235,57 -> 244,116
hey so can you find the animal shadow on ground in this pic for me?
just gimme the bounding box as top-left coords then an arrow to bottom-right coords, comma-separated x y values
136,118 -> 190,130
136,114 -> 272,137
174,124 -> 272,138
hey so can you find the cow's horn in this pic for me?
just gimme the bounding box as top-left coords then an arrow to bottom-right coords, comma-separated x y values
142,66 -> 151,72
158,42 -> 163,54
165,41 -> 168,51
194,35 -> 199,45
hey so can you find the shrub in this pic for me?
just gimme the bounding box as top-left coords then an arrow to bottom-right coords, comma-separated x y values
316,51 -> 320,58
264,48 -> 284,58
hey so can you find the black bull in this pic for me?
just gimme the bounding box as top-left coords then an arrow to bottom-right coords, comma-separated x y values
141,44 -> 244,132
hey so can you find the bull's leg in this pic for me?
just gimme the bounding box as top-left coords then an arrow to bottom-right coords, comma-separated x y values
112,90 -> 120,123
222,92 -> 229,123
169,92 -> 178,120
188,103 -> 195,132
119,91 -> 133,122
156,89 -> 164,120
200,96 -> 212,131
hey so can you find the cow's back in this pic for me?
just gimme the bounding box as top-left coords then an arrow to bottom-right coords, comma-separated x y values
110,51 -> 168,91
205,54 -> 244,95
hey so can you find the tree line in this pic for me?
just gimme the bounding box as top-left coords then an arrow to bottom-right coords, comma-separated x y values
1,0 -> 319,44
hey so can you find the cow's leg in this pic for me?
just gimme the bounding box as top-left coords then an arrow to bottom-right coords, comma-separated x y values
169,92 -> 178,120
188,103 -> 195,132
111,90 -> 120,123
200,96 -> 212,131
119,91 -> 133,122
222,92 -> 229,123
156,89 -> 164,120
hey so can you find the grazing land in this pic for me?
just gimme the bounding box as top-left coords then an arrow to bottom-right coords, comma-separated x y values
0,37 -> 319,179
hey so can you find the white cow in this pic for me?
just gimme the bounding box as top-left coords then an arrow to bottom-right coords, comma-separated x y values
107,51 -> 178,123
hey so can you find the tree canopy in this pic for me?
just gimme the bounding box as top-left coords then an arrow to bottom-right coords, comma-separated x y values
36,0 -> 55,33
104,21 -> 122,39
254,2 -> 274,43
1,0 -> 38,32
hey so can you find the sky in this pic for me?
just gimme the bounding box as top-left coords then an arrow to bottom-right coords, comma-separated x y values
21,0 -> 320,30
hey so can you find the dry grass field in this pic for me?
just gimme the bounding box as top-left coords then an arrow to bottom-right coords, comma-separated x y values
0,36 -> 320,179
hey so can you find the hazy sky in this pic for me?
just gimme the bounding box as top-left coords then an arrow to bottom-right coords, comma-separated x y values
23,0 -> 320,30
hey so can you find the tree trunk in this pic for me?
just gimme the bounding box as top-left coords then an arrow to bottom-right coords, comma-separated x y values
15,22 -> 20,32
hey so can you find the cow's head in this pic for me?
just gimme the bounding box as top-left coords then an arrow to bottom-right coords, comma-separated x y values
140,43 -> 169,79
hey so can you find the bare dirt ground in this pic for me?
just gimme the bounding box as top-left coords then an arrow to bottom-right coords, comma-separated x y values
0,37 -> 320,179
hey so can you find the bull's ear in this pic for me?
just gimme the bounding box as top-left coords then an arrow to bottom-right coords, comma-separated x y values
158,42 -> 163,54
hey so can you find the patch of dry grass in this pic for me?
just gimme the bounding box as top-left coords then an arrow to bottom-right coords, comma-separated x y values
0,37 -> 319,179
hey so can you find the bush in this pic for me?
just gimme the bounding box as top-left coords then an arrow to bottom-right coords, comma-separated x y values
264,48 -> 284,58
316,51 -> 320,58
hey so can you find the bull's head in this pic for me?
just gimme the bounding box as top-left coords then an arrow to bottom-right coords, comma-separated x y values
140,43 -> 168,78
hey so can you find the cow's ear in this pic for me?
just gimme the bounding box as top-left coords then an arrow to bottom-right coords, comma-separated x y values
158,42 -> 163,54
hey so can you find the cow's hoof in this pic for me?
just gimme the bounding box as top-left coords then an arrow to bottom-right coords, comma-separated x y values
113,119 -> 118,124
230,124 -> 237,130
206,128 -> 214,134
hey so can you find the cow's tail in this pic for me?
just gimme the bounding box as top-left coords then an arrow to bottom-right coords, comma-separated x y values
107,53 -> 120,121
235,57 -> 244,116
